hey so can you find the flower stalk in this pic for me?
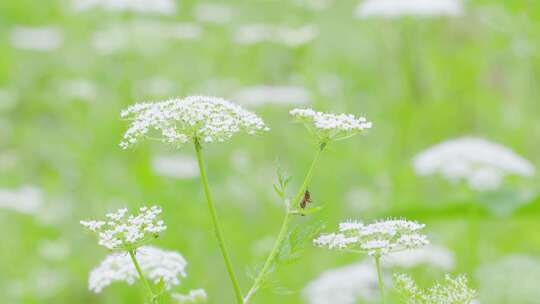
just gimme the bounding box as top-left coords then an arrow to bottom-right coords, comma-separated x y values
194,138 -> 244,304
374,255 -> 385,304
244,143 -> 326,304
128,249 -> 157,304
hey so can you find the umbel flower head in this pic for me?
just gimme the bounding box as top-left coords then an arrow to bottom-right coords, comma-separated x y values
89,246 -> 187,293
172,289 -> 208,303
81,205 -> 166,250
120,95 -> 269,149
394,273 -> 476,304
314,219 -> 428,257
290,108 -> 372,144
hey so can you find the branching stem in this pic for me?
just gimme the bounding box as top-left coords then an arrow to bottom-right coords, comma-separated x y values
244,143 -> 326,304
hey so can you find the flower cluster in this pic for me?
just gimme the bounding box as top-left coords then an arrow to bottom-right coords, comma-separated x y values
413,137 -> 535,191
89,246 -> 187,293
394,273 -> 476,304
302,261 -> 380,304
314,219 -> 428,256
120,96 -> 269,149
290,108 -> 372,143
172,289 -> 208,303
356,0 -> 463,19
71,0 -> 177,15
81,206 -> 166,250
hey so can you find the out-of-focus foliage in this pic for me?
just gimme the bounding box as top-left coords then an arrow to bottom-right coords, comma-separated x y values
1,0 -> 540,303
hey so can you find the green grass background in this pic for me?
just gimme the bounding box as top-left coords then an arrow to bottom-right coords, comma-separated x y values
1,0 -> 540,303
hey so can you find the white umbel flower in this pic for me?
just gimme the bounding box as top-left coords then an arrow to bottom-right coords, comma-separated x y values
314,219 -> 428,257
413,137 -> 535,191
10,26 -> 63,51
234,24 -> 318,47
89,246 -> 187,293
81,206 -> 166,250
172,289 -> 208,303
71,0 -> 176,15
290,108 -> 372,143
356,0 -> 463,19
120,96 -> 269,149
477,255 -> 540,304
303,260 -> 381,304
394,273 -> 476,304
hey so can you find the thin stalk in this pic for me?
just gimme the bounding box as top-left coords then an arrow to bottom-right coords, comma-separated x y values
374,256 -> 385,304
194,139 -> 244,304
244,144 -> 326,304
128,249 -> 156,303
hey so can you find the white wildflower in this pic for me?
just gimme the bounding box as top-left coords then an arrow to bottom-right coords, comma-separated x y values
151,154 -> 199,179
194,3 -> 235,24
290,108 -> 372,143
59,79 -> 98,101
172,289 -> 208,303
477,254 -> 540,304
303,260 -> 381,304
89,246 -> 187,293
293,0 -> 333,11
234,24 -> 318,47
394,273 -> 476,304
413,137 -> 535,191
0,185 -> 43,214
234,85 -> 311,107
10,26 -> 63,51
80,206 -> 166,250
385,245 -> 455,270
356,0 -> 463,19
120,96 -> 269,149
92,21 -> 201,55
315,219 -> 428,257
71,0 -> 176,15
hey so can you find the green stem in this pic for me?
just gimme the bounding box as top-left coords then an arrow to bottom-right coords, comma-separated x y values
194,139 -> 244,304
128,249 -> 156,303
244,144 -> 325,304
374,256 -> 385,304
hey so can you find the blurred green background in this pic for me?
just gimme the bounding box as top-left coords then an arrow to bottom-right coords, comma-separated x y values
1,0 -> 540,303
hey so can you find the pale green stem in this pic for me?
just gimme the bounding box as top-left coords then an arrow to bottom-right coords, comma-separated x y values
243,143 -> 326,304
194,139 -> 244,304
128,249 -> 156,304
374,256 -> 385,304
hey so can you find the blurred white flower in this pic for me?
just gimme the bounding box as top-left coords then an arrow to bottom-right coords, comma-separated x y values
314,219 -> 428,257
413,137 -> 535,191
134,76 -> 178,99
293,0 -> 333,11
0,89 -> 17,112
234,85 -> 311,107
0,185 -> 43,214
71,0 -> 176,15
89,246 -> 187,293
356,0 -> 463,18
194,3 -> 235,24
235,24 -> 318,47
385,244 -> 455,270
120,96 -> 269,149
151,154 -> 199,179
92,22 -> 202,55
81,206 -> 166,250
172,289 -> 208,303
477,255 -> 540,304
59,79 -> 98,101
10,26 -> 63,51
303,260 -> 381,304
290,108 -> 372,143
394,273 -> 476,304
38,239 -> 70,261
